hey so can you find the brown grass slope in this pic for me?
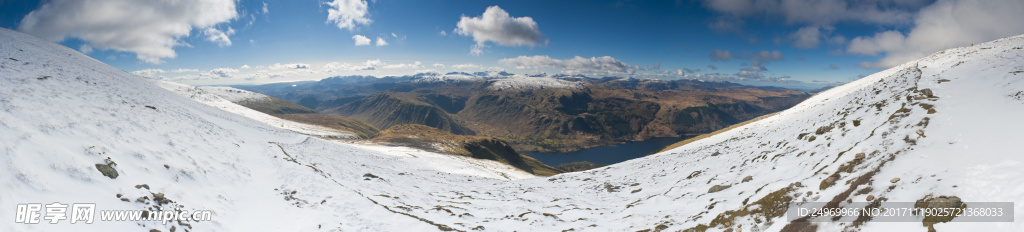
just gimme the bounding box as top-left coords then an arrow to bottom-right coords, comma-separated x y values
372,124 -> 562,176
273,113 -> 380,139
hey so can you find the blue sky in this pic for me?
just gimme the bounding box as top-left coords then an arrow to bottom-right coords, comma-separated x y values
2,0 -> 1023,88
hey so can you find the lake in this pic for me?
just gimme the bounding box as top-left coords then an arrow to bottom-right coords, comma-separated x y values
524,136 -> 689,166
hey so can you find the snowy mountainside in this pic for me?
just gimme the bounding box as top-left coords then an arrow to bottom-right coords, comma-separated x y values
487,76 -> 586,91
2,27 -> 1024,232
0,28 -> 532,231
156,81 -> 357,139
196,86 -> 270,103
412,71 -> 588,90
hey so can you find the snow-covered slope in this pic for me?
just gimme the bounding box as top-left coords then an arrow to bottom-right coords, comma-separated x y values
195,86 -> 270,103
487,76 -> 585,91
3,27 -> 1023,232
155,82 -> 358,139
0,28 -> 532,231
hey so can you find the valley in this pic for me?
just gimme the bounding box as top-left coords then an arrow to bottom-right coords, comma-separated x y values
236,75 -> 810,153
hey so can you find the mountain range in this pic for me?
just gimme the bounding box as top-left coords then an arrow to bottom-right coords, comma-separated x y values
238,73 -> 810,152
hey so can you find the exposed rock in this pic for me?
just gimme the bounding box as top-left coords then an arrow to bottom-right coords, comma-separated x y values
916,196 -> 965,231
855,153 -> 866,160
866,195 -> 875,201
363,173 -> 384,181
152,193 -> 171,205
708,184 -> 732,193
742,176 -> 753,183
890,178 -> 901,183
921,88 -> 935,98
135,184 -> 150,190
95,163 -> 118,179
820,174 -> 839,190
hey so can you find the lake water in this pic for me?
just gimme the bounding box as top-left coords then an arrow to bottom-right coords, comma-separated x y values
525,136 -> 689,166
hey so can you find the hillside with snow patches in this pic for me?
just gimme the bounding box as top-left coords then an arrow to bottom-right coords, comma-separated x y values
2,27 -> 1024,232
155,82 -> 358,139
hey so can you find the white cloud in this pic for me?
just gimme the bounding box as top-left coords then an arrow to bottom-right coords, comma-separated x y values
500,55 -> 635,75
203,27 -> 235,47
209,68 -> 239,77
433,63 -> 445,68
375,37 -> 388,46
753,50 -> 783,61
710,49 -> 738,61
736,70 -> 763,79
324,0 -> 371,31
240,65 -> 251,69
79,44 -> 92,54
269,63 -> 310,70
131,69 -> 166,78
791,26 -> 821,49
352,35 -> 371,46
450,63 -> 482,70
321,59 -> 384,72
18,0 -> 238,64
262,2 -> 269,14
456,6 -> 546,54
701,0 -> 921,26
171,68 -> 200,73
848,0 -> 1024,68
384,61 -> 421,69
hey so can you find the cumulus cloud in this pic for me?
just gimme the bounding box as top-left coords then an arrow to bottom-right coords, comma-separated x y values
375,37 -> 388,46
384,61 -> 422,69
209,68 -> 240,77
79,44 -> 92,54
700,0 -> 922,26
456,6 -> 546,55
710,49 -> 784,78
131,69 -> 166,78
744,50 -> 784,72
321,59 -> 384,72
451,63 -> 483,70
172,68 -> 200,73
736,70 -> 764,79
791,26 -> 821,49
324,0 -> 371,31
711,49 -> 738,61
753,50 -> 783,61
500,55 -> 636,75
18,0 -> 238,64
848,0 -> 1024,68
352,35 -> 371,46
203,27 -> 235,47
269,63 -> 310,70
